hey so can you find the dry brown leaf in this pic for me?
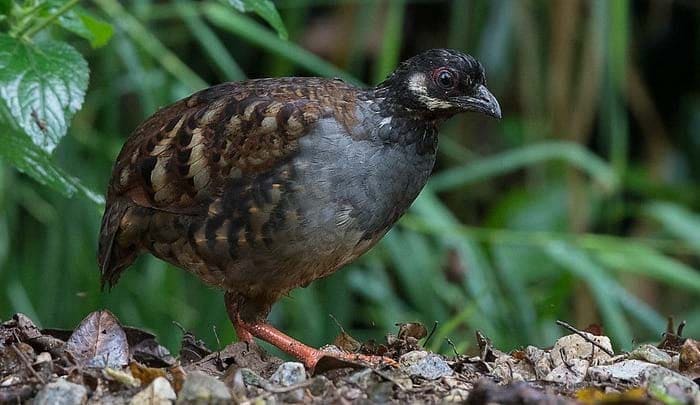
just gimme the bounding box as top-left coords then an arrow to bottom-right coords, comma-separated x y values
397,323 -> 428,340
333,331 -> 361,352
576,387 -> 648,404
65,310 -> 129,368
130,361 -> 167,386
169,364 -> 186,393
178,330 -> 212,366
679,338 -> 700,379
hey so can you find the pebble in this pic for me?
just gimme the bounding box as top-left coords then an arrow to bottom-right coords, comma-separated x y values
34,379 -> 87,405
589,359 -> 700,404
544,359 -> 588,384
399,351 -> 453,380
270,362 -> 307,402
628,344 -> 673,368
270,362 -> 306,387
176,371 -> 231,404
550,333 -> 612,367
130,377 -> 176,405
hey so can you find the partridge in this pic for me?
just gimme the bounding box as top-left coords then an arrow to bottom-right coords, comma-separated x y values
98,48 -> 501,371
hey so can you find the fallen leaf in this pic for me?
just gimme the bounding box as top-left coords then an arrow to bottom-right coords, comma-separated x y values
132,338 -> 175,368
583,324 -> 603,336
66,310 -> 129,368
576,387 -> 648,404
169,364 -> 186,393
397,323 -> 428,340
104,367 -> 140,388
679,338 -> 700,379
333,331 -> 361,353
179,330 -> 212,366
130,362 -> 167,386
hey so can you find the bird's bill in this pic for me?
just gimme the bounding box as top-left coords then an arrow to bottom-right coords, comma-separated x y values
454,84 -> 502,119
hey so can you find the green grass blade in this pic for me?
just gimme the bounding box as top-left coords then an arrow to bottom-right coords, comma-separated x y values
203,2 -> 360,85
176,0 -> 247,82
429,141 -> 618,193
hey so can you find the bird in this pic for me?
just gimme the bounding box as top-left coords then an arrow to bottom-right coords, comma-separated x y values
98,48 -> 501,372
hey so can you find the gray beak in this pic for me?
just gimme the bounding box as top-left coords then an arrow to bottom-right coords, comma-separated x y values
457,84 -> 502,119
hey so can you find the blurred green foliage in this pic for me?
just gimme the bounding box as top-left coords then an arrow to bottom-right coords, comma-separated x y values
1,0 -> 700,357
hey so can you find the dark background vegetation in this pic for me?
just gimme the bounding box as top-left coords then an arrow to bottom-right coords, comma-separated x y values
2,0 -> 700,357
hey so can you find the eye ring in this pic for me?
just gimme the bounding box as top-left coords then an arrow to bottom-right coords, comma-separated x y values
434,68 -> 456,89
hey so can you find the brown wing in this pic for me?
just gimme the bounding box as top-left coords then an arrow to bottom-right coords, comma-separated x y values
98,78 -> 358,287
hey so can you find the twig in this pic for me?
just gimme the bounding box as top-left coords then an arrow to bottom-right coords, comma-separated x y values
422,321 -> 438,348
555,320 -> 614,356
11,344 -> 45,385
212,325 -> 223,369
677,320 -> 687,337
445,338 -> 459,357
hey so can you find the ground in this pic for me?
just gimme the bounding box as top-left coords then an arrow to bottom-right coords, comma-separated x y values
0,311 -> 698,404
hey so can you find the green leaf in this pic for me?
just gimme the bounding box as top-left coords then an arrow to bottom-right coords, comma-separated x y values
429,141 -> 619,193
0,0 -> 11,16
0,34 -> 89,153
544,241 -> 633,349
645,201 -> 700,253
58,8 -> 114,48
0,119 -> 103,205
226,0 -> 288,40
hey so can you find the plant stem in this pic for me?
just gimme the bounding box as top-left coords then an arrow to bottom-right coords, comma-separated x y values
20,0 -> 81,39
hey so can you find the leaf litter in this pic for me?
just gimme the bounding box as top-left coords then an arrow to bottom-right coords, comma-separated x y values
0,312 -> 699,404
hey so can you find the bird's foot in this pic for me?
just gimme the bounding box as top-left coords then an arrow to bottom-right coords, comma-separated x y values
305,349 -> 398,374
233,318 -> 396,374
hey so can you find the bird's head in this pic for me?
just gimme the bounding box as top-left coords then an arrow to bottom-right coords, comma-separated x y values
379,48 -> 501,120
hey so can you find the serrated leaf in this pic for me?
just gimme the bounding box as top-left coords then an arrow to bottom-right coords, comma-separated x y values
0,118 -> 104,204
0,34 -> 88,153
226,0 -> 288,39
58,7 -> 114,48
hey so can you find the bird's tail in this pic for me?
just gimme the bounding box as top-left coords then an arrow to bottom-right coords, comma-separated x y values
97,199 -> 137,290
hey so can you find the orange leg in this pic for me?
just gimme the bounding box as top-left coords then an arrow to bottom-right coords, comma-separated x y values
225,293 -> 396,373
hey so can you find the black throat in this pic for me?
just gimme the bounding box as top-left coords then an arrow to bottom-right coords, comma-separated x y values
360,87 -> 442,156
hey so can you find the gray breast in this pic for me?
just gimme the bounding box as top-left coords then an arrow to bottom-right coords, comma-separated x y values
284,110 -> 437,269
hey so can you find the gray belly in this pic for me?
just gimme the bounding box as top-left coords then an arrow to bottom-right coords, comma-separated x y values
272,118 -> 436,281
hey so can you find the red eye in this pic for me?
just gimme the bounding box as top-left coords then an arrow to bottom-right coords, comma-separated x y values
433,68 -> 456,89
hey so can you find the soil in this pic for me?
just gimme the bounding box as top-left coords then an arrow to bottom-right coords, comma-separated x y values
1,311 -> 698,404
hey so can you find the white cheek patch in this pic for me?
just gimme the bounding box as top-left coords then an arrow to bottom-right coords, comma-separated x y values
407,73 -> 455,111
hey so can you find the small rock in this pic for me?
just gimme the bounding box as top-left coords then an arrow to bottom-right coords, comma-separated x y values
308,375 -> 330,397
270,362 -> 307,402
236,368 -> 268,388
34,379 -> 88,405
130,377 -> 176,405
35,352 -> 52,364
551,333 -> 612,367
399,351 -> 453,380
368,381 -> 393,403
628,344 -> 673,368
492,353 -> 537,382
525,346 -> 552,379
176,371 -> 231,404
544,359 -> 588,384
589,359 -> 700,404
347,368 -> 375,389
270,361 -> 306,387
